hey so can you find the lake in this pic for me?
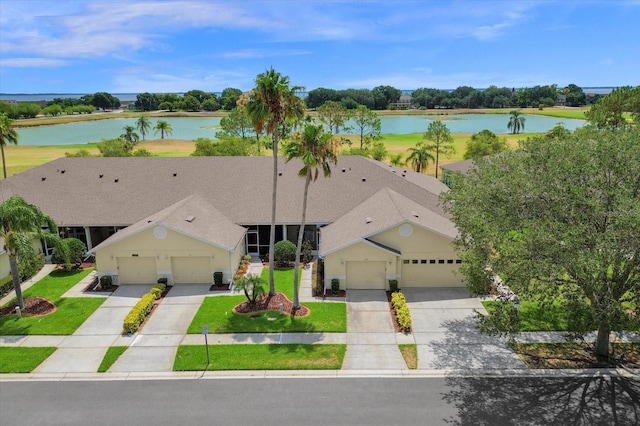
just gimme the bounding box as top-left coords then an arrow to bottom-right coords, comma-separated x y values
14,114 -> 586,146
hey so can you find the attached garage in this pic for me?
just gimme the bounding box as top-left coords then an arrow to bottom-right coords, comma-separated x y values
117,256 -> 157,284
171,256 -> 212,284
401,260 -> 427,287
346,261 -> 386,289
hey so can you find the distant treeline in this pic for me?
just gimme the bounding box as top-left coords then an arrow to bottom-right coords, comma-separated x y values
0,83 -> 600,119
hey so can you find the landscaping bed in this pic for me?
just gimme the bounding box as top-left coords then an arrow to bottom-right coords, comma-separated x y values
0,296 -> 56,317
233,292 -> 310,318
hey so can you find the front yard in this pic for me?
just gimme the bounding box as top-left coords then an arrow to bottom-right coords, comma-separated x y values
0,269 -> 104,335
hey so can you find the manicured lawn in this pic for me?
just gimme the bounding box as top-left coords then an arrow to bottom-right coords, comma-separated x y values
174,344 -> 346,370
0,347 -> 57,373
511,342 -> 640,369
188,295 -> 346,333
97,346 -> 128,372
258,267 -> 300,299
0,269 -> 105,335
483,300 -> 577,331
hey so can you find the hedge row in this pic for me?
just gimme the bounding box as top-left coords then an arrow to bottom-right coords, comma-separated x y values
391,291 -> 412,332
122,283 -> 166,334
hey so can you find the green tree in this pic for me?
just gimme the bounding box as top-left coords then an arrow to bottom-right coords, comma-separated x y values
136,116 -> 152,140
154,120 -> 173,139
245,68 -> 306,296
202,98 -> 220,111
406,141 -> 435,174
0,196 -> 59,309
181,95 -> 201,112
284,124 -> 337,308
544,123 -> 572,141
423,120 -> 455,178
91,92 -> 120,110
585,86 -> 640,129
317,100 -> 351,134
97,139 -> 132,157
442,125 -> 640,360
220,87 -> 243,111
463,129 -> 508,160
216,107 -> 258,150
120,125 -> 140,147
507,110 -> 526,134
389,153 -> 404,166
190,137 -> 251,156
0,113 -> 19,179
135,93 -> 159,111
351,105 -> 381,149
41,104 -> 63,116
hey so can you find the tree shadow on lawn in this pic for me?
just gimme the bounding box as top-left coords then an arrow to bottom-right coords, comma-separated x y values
222,309 -> 319,342
442,374 -> 640,426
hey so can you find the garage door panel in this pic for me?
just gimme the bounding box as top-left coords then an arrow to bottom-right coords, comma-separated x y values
346,261 -> 386,289
117,257 -> 157,284
402,262 -> 426,287
172,256 -> 211,284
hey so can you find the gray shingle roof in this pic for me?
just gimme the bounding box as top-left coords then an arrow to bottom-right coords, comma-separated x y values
91,194 -> 246,252
0,156 -> 449,227
319,187 -> 458,256
440,158 -> 476,174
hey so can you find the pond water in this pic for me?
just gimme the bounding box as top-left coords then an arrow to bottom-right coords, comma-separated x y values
15,114 -> 585,146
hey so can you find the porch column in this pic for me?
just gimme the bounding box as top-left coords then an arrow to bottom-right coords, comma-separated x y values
84,226 -> 93,251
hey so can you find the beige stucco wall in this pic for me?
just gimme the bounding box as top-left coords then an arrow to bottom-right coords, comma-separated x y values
95,226 -> 244,285
323,222 -> 463,289
0,251 -> 10,279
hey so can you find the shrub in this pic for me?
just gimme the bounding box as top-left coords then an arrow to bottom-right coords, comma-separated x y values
157,277 -> 168,285
100,275 -> 113,287
274,240 -> 296,263
242,255 -> 252,261
213,271 -> 224,286
301,240 -> 313,264
0,274 -> 14,298
149,283 -> 166,299
331,278 -> 340,295
18,253 -> 45,281
389,279 -> 399,292
391,292 -> 412,332
122,292 -> 156,334
51,238 -> 87,269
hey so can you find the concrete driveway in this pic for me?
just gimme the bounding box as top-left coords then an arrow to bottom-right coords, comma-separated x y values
109,284 -> 210,373
403,288 -> 526,370
342,290 -> 407,370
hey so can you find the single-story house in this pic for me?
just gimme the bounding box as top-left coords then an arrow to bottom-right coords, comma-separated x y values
0,156 -> 463,289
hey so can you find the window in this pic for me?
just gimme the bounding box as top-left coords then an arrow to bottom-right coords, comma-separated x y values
403,260 -> 409,264
420,259 -> 427,264
455,259 -> 463,264
438,259 -> 445,264
412,259 -> 418,264
429,259 -> 436,264
447,259 -> 454,264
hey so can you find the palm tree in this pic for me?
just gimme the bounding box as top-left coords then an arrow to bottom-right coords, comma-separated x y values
136,116 -> 151,140
507,110 -> 526,134
0,196 -> 59,309
245,68 -> 305,296
406,142 -> 435,173
389,153 -> 404,166
120,125 -> 140,149
154,120 -> 173,139
0,113 -> 19,179
284,124 -> 337,308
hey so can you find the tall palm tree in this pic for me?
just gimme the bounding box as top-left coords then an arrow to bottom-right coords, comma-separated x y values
284,124 -> 337,308
406,141 -> 435,174
245,68 -> 305,295
0,113 -> 19,179
136,116 -> 151,140
0,196 -> 59,309
154,120 -> 173,139
507,110 -> 526,134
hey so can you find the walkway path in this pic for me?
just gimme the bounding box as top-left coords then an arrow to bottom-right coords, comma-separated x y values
341,290 -> 407,370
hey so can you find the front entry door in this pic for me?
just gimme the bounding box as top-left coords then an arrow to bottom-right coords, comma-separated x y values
247,229 -> 259,255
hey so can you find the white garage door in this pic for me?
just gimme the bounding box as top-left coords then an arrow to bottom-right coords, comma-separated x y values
401,261 -> 428,287
117,257 -> 157,284
346,261 -> 386,289
171,256 -> 211,284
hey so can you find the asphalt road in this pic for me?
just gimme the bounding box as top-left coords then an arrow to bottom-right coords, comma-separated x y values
1,376 -> 638,425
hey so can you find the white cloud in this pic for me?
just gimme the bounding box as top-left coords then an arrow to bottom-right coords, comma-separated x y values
110,69 -> 252,93
222,49 -> 311,59
0,58 -> 69,67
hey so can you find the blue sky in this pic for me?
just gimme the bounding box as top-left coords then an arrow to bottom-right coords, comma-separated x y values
1,0 -> 639,93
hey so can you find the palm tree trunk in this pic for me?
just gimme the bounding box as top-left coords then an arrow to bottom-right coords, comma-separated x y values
9,253 -> 24,309
292,174 -> 311,309
595,318 -> 610,359
1,144 -> 7,179
268,130 -> 279,296
435,147 -> 440,179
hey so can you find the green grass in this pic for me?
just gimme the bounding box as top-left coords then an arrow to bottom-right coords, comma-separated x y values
258,267 -> 300,299
0,269 -> 105,335
399,344 -> 418,369
482,300 -> 585,331
174,344 -> 346,370
97,346 -> 128,372
188,295 -> 346,333
0,347 -> 57,373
